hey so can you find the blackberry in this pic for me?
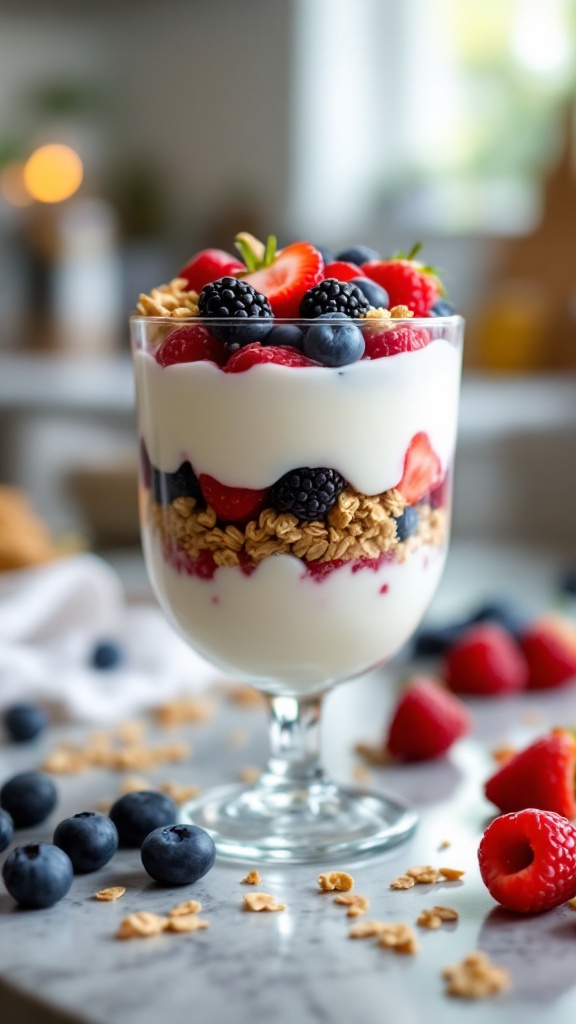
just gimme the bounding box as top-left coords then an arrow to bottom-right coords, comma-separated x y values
152,461 -> 202,506
270,467 -> 347,522
300,278 -> 370,319
198,277 -> 273,345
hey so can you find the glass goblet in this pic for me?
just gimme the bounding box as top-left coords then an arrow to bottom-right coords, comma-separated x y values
131,313 -> 463,862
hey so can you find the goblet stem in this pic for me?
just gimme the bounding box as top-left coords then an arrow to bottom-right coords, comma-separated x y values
264,694 -> 325,785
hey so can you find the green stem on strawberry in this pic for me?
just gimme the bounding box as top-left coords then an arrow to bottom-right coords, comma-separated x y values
234,232 -> 278,273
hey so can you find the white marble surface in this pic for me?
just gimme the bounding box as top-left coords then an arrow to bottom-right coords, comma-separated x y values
0,542 -> 576,1024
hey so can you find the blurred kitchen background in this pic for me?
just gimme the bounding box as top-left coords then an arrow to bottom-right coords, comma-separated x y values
0,0 -> 575,588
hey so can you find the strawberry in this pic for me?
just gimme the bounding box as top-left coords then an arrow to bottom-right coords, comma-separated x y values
521,616 -> 576,690
362,245 -> 441,317
178,248 -> 244,292
240,236 -> 324,319
199,474 -> 268,524
323,261 -> 362,282
478,809 -> 576,914
484,730 -> 576,818
385,676 -> 471,762
224,343 -> 318,373
445,623 -> 528,696
363,324 -> 431,359
396,432 -> 441,504
155,324 -> 228,368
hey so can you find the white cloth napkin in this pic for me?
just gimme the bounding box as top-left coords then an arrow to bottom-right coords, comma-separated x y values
0,554 -> 222,722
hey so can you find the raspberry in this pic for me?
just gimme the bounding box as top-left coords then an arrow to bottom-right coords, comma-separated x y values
445,623 -> 528,696
363,324 -> 430,359
199,474 -> 268,524
224,343 -> 318,372
323,261 -> 362,282
478,808 -> 576,913
484,730 -> 576,819
270,467 -> 347,522
178,248 -> 244,292
155,324 -> 228,368
386,677 -> 471,762
362,258 -> 440,316
520,617 -> 576,690
299,279 -> 370,319
198,277 -> 273,346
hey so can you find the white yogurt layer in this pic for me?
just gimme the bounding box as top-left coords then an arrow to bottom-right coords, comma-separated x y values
143,528 -> 447,694
135,339 -> 462,495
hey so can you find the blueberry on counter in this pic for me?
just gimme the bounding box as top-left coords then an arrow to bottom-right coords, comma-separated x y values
141,824 -> 216,885
0,809 -> 14,853
90,641 -> 124,671
53,812 -> 119,873
304,313 -> 365,367
468,600 -> 529,639
351,276 -> 389,309
2,843 -> 73,909
4,703 -> 48,743
336,245 -> 380,265
109,791 -> 177,848
0,772 -> 57,828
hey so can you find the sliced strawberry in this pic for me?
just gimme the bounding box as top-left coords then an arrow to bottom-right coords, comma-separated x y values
484,730 -> 576,818
396,432 -> 441,504
224,343 -> 319,373
242,241 -> 324,318
363,324 -> 431,359
178,248 -> 244,292
362,257 -> 440,317
155,324 -> 228,367
198,474 -> 268,524
323,261 -> 362,282
521,616 -> 576,690
386,676 -> 471,762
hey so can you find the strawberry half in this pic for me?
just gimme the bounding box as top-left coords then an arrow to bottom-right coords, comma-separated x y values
224,343 -> 319,373
199,474 -> 268,524
386,676 -> 471,762
396,432 -> 441,504
521,616 -> 576,690
155,324 -> 228,368
362,246 -> 441,317
484,730 -> 576,818
240,237 -> 324,319
178,248 -> 244,292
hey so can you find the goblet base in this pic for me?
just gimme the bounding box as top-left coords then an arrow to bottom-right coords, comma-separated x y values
179,775 -> 418,863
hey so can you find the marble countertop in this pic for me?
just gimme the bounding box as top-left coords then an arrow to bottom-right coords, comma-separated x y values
1,541 -> 576,1024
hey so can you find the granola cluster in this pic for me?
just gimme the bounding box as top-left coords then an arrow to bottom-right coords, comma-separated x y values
149,484 -> 446,572
136,278 -> 200,319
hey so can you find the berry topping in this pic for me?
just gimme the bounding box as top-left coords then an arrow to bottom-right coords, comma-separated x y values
336,244 -> 380,265
109,791 -> 177,849
4,703 -> 48,743
178,248 -> 244,292
198,277 -> 273,345
2,842 -> 73,909
155,324 -> 228,367
394,506 -> 420,541
152,460 -> 202,505
484,730 -> 576,819
396,432 -> 441,504
323,261 -> 362,282
199,474 -> 268,523
141,823 -> 216,886
363,323 -> 430,359
53,812 -> 119,874
240,237 -> 325,319
270,467 -> 347,521
362,246 -> 441,316
445,623 -> 528,697
478,809 -> 576,914
224,343 -> 318,372
0,771 -> 58,828
386,677 -> 471,762
90,640 -> 124,670
303,313 -> 365,366
0,810 -> 13,853
430,298 -> 455,317
520,617 -> 576,690
351,276 -> 389,309
263,324 -> 305,349
299,278 -> 370,319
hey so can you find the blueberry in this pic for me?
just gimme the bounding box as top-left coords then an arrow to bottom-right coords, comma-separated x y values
559,567 -> 576,597
152,460 -> 202,507
90,641 -> 124,671
53,812 -> 119,874
413,623 -> 464,657
2,843 -> 73,909
336,245 -> 380,265
430,299 -> 455,316
4,704 -> 48,743
469,600 -> 528,639
109,790 -> 177,848
304,313 -> 365,367
315,244 -> 335,265
0,810 -> 14,853
395,506 -> 420,541
263,324 -> 305,350
351,276 -> 389,309
141,824 -> 216,886
0,772 -> 57,828
211,319 -> 273,346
